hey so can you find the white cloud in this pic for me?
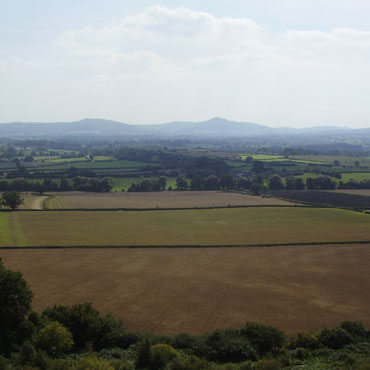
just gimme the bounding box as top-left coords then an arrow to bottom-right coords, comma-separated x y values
2,5 -> 370,127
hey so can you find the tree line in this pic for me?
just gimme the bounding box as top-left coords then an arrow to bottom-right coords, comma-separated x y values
0,177 -> 114,194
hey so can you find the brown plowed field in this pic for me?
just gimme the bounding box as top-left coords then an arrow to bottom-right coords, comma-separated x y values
1,245 -> 370,334
45,191 -> 293,209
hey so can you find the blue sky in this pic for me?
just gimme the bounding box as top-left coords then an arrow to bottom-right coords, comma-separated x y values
1,1 -> 370,127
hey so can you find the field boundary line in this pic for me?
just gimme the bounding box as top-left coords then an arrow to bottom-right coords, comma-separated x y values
1,240 -> 370,250
0,204 -> 317,212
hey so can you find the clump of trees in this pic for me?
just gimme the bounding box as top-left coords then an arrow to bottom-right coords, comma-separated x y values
128,177 -> 167,192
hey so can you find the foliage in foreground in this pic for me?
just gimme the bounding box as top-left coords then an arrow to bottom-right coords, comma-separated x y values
0,258 -> 370,369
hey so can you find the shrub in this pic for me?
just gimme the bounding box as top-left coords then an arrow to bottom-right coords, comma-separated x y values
136,339 -> 152,369
289,331 -> 320,349
167,356 -> 213,370
340,322 -> 367,340
319,327 -> 353,349
241,322 -> 285,356
36,321 -> 74,356
150,343 -> 178,370
73,356 -> 114,370
254,359 -> 283,370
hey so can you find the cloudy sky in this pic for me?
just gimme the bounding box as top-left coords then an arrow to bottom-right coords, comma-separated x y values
1,0 -> 370,128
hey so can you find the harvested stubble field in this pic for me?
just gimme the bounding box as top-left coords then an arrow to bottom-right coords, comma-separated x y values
1,207 -> 370,247
1,245 -> 370,334
45,191 -> 293,210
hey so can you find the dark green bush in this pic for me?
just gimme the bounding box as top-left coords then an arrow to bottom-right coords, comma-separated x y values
340,321 -> 367,340
42,303 -> 125,351
241,322 -> 285,356
319,327 -> 353,349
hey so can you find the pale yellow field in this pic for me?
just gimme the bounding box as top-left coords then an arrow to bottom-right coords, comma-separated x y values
45,191 -> 294,209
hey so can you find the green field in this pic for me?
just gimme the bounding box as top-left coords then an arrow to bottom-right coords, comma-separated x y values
292,172 -> 370,184
240,154 -> 320,164
340,172 -> 370,182
46,155 -> 114,163
1,207 -> 370,247
290,155 -> 370,167
35,159 -> 156,171
0,213 -> 12,245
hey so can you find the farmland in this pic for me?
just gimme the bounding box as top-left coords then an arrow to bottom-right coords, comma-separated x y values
272,190 -> 370,209
1,207 -> 370,247
1,244 -> 370,334
44,191 -> 294,210
334,189 -> 370,196
0,192 -> 47,209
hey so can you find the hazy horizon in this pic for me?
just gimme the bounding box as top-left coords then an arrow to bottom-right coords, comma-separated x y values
1,1 -> 370,129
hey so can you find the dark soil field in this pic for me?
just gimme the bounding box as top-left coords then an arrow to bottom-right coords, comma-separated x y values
272,190 -> 370,209
1,245 -> 369,334
1,207 -> 370,246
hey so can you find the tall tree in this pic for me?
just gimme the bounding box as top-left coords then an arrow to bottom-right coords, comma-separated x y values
1,191 -> 24,210
0,258 -> 33,354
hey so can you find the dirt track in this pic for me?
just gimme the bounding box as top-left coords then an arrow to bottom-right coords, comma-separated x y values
1,244 -> 369,334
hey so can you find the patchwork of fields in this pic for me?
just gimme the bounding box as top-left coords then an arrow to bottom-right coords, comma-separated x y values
44,191 -> 293,209
1,245 -> 370,334
1,207 -> 369,247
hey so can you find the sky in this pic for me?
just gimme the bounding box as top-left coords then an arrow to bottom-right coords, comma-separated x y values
1,0 -> 370,128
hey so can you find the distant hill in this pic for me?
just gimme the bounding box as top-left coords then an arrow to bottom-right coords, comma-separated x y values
0,117 -> 366,138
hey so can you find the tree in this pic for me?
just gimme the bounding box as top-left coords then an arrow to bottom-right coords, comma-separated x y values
245,156 -> 253,164
176,177 -> 189,191
158,176 -> 167,191
268,175 -> 284,190
220,175 -> 235,190
251,182 -> 263,195
0,258 -> 33,354
150,343 -> 178,370
190,176 -> 204,190
204,175 -> 219,190
285,176 -> 305,190
99,177 -> 114,193
59,179 -> 73,191
33,182 -> 45,195
36,321 -> 74,356
252,161 -> 265,173
241,322 -> 285,356
136,338 -> 152,369
42,303 -> 124,351
1,191 -> 24,210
